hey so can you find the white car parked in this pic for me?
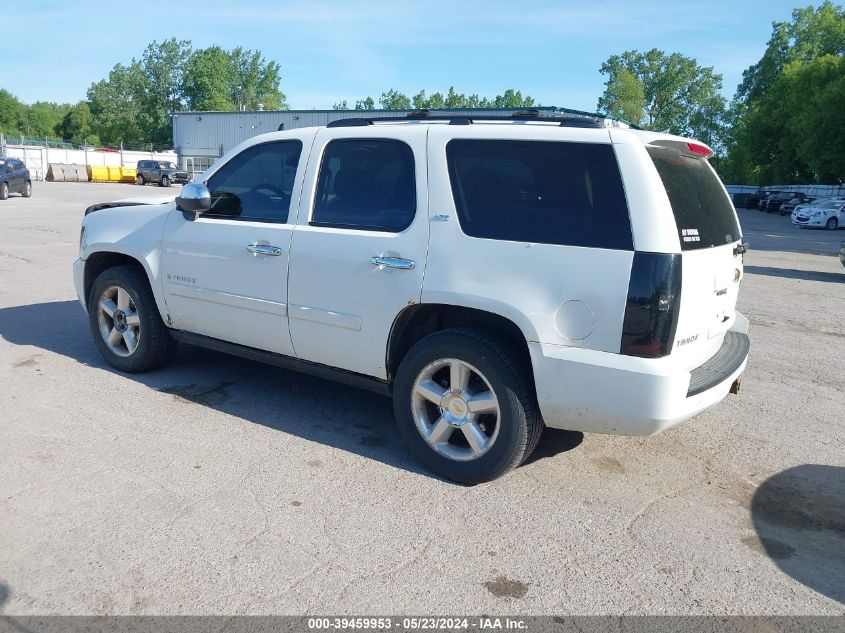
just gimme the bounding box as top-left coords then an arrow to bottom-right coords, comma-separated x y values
73,111 -> 749,483
792,198 -> 845,230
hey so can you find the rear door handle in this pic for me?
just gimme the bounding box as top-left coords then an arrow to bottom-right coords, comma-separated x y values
247,242 -> 283,257
370,256 -> 415,270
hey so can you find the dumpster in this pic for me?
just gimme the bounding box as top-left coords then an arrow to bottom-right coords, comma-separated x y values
87,165 -> 110,182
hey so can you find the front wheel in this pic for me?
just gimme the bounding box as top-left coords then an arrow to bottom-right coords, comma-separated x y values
159,175 -> 170,187
826,217 -> 838,230
88,265 -> 175,373
393,329 -> 541,485
22,181 -> 32,198
0,182 -> 8,200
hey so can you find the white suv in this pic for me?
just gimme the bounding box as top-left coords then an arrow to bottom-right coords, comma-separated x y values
73,111 -> 749,484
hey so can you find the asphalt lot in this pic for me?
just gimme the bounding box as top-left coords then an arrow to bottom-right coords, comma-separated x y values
0,182 -> 843,615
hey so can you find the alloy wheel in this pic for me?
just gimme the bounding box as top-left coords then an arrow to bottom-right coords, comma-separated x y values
96,285 -> 141,357
411,358 -> 501,461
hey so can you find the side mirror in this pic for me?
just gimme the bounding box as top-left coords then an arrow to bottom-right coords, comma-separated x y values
176,182 -> 211,215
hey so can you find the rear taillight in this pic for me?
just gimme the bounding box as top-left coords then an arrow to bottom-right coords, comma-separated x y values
620,252 -> 682,358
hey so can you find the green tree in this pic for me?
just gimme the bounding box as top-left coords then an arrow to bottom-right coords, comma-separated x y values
0,90 -> 25,135
722,2 -> 845,184
379,89 -> 412,109
597,68 -> 644,125
379,87 -> 535,110
138,38 -> 192,145
789,55 -> 845,182
21,101 -> 70,139
87,61 -> 148,146
734,54 -> 845,184
333,100 -> 349,110
87,39 -> 190,147
354,97 -> 375,110
597,49 -> 727,143
229,47 -> 287,110
183,45 -> 288,112
58,102 -> 96,144
736,1 -> 845,103
86,40 -> 287,146
184,46 -> 235,111
493,89 -> 535,108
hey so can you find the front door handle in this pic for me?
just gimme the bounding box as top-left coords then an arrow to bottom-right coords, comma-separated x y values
370,256 -> 415,270
247,242 -> 283,257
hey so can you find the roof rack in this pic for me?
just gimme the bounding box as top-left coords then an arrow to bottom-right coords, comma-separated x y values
326,109 -> 605,129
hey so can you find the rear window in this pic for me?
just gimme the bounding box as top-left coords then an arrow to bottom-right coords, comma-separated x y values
647,146 -> 741,250
446,140 -> 633,250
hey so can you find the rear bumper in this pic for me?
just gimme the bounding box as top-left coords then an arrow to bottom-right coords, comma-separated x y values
531,313 -> 749,436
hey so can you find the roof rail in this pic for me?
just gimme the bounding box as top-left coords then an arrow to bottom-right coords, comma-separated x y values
326,109 -> 605,129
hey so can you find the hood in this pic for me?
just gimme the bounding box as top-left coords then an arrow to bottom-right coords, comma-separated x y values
85,195 -> 176,215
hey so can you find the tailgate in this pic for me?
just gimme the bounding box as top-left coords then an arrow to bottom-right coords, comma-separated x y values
647,143 -> 744,369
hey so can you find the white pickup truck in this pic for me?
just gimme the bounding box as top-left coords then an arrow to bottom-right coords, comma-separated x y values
74,111 -> 749,484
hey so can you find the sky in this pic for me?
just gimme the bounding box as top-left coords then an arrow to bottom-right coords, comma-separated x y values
0,0 -> 807,111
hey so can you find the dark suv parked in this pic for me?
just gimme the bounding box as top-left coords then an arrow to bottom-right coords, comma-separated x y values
746,189 -> 770,209
0,158 -> 32,200
135,160 -> 190,187
759,191 -> 788,212
766,192 -> 807,214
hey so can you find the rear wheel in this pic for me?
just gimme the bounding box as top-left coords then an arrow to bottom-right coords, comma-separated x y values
160,175 -> 170,187
88,265 -> 175,373
136,174 -> 145,186
0,182 -> 8,200
22,181 -> 32,198
826,217 -> 838,230
393,328 -> 541,485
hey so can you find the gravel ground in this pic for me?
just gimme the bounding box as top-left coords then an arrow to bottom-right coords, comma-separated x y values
0,182 -> 842,616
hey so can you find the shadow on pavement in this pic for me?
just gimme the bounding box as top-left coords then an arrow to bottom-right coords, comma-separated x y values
0,300 -> 583,482
744,265 -> 844,283
751,465 -> 845,605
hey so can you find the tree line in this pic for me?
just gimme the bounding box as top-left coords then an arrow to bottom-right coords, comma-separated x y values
2,2 -> 843,184
0,39 -> 286,150
332,87 -> 535,111
597,1 -> 845,184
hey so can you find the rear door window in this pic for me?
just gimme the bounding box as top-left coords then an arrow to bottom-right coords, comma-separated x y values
312,139 -> 416,232
647,146 -> 741,250
445,140 -> 632,250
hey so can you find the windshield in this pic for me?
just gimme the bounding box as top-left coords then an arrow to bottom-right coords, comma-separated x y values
647,146 -> 741,250
820,200 -> 844,209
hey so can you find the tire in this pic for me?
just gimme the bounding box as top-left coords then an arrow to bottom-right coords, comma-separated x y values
160,175 -> 170,187
826,217 -> 838,230
393,328 -> 541,485
88,265 -> 175,373
136,174 -> 145,186
0,182 -> 8,200
22,181 -> 32,198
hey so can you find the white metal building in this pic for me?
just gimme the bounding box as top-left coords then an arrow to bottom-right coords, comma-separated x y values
172,107 -> 596,174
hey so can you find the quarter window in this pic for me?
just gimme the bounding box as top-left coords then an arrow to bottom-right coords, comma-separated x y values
205,140 -> 303,223
446,139 -> 633,250
312,139 -> 416,232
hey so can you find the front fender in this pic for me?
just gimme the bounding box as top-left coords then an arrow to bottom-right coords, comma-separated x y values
81,202 -> 176,319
